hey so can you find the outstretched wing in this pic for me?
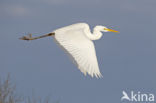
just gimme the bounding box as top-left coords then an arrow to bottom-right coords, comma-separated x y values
53,23 -> 102,78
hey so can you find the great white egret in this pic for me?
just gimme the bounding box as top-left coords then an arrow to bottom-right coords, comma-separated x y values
20,23 -> 119,78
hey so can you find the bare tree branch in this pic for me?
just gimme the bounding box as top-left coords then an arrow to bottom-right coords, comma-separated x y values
0,75 -> 22,103
0,75 -> 59,103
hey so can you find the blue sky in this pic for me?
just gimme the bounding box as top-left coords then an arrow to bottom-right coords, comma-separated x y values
0,0 -> 156,103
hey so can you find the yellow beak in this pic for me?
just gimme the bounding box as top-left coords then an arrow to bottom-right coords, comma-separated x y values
104,28 -> 119,33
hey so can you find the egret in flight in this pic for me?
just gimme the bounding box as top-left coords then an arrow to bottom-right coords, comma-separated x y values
20,23 -> 119,78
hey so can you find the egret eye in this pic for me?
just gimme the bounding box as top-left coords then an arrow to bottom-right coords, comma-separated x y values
104,28 -> 108,30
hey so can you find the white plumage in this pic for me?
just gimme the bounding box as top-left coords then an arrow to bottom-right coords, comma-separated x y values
20,23 -> 119,78
54,23 -> 102,78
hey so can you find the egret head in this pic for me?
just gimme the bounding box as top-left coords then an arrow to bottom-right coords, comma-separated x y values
95,25 -> 119,33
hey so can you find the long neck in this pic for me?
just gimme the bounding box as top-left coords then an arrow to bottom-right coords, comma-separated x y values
84,26 -> 103,40
92,27 -> 103,40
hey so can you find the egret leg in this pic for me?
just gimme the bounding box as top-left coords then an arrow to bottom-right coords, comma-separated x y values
19,32 -> 55,41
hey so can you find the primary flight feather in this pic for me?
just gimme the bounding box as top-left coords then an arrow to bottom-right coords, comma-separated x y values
20,23 -> 119,78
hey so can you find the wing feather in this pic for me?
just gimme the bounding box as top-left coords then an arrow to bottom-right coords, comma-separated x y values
53,23 -> 102,78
